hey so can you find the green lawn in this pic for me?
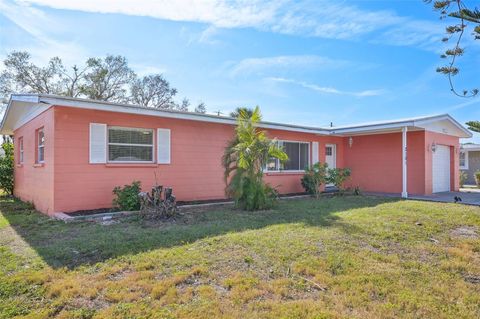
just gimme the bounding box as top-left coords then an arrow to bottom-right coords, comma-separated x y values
0,195 -> 479,319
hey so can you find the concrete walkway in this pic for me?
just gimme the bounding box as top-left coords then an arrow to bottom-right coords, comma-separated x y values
409,189 -> 480,206
365,188 -> 480,206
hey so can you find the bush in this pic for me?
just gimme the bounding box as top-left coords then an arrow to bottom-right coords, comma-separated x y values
112,181 -> 141,211
475,171 -> 480,188
228,172 -> 278,210
460,170 -> 467,188
328,168 -> 351,192
0,141 -> 14,195
301,162 -> 328,198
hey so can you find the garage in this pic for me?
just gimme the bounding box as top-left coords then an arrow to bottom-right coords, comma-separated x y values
432,145 -> 451,193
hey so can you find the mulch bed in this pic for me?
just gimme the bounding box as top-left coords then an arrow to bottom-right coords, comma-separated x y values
65,192 -> 330,217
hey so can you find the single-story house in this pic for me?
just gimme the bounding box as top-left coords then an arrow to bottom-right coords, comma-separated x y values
0,94 -> 472,215
460,143 -> 480,185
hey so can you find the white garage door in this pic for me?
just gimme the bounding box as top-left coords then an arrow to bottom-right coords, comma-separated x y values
432,145 -> 451,193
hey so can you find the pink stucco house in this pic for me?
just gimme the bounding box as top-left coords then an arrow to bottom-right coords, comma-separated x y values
0,94 -> 472,215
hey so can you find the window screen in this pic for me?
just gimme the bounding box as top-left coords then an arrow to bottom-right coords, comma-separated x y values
460,151 -> 466,168
267,141 -> 309,171
108,127 -> 153,162
18,137 -> 24,164
37,129 -> 45,163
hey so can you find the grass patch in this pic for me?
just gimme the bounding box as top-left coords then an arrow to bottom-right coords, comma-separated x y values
0,195 -> 479,318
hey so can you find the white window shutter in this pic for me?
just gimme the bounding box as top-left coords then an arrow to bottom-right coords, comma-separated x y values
157,128 -> 171,164
312,142 -> 319,164
89,123 -> 107,163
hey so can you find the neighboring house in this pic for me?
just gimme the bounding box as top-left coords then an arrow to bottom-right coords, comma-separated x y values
460,144 -> 480,185
0,94 -> 472,215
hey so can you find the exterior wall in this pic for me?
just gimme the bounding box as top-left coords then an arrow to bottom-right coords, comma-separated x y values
424,131 -> 460,194
52,106 -> 333,213
342,131 -> 426,195
53,106 -> 232,212
13,107 -> 55,214
461,151 -> 480,185
10,104 -> 462,214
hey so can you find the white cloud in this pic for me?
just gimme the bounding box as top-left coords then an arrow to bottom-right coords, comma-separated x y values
17,0 -> 445,48
199,25 -> 220,44
0,0 -> 88,65
374,20 -> 445,51
267,77 -> 385,98
17,0 -> 282,28
230,55 -> 348,76
443,99 -> 480,112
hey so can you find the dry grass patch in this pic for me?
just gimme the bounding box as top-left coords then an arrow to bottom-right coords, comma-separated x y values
1,195 -> 480,318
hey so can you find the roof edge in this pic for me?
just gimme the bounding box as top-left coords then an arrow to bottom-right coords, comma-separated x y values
0,94 -> 473,138
37,94 -> 331,135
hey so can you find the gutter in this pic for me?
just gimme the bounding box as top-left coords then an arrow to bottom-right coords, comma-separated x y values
1,94 -> 473,138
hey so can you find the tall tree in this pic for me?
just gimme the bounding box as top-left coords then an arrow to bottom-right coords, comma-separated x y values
0,51 -> 194,112
177,98 -> 190,112
194,102 -> 207,113
130,74 -> 177,109
426,0 -> 480,97
81,55 -> 136,102
1,51 -> 69,96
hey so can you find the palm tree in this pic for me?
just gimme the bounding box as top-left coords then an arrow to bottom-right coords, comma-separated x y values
222,106 -> 288,210
229,107 -> 254,118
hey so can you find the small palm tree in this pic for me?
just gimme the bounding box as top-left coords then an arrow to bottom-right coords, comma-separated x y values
223,106 -> 288,210
229,107 -> 254,118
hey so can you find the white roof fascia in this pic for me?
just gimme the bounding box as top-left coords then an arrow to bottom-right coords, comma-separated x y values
0,95 -> 45,135
38,95 -> 331,135
413,114 -> 472,138
0,94 -> 473,138
331,114 -> 472,138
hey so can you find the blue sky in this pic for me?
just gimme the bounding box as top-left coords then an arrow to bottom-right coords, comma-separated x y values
1,0 -> 480,141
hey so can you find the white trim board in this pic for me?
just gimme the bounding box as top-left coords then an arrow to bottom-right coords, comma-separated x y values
0,94 -> 473,138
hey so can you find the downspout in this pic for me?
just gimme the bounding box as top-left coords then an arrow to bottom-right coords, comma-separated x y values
402,126 -> 408,198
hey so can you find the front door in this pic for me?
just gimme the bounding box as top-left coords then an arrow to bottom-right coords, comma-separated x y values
325,144 -> 336,186
432,145 -> 451,193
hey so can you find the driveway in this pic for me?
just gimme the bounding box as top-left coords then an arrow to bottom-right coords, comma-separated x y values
409,188 -> 480,206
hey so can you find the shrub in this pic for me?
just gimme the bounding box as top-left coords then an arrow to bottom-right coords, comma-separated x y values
222,106 -> 287,211
301,162 -> 328,198
328,168 -> 351,192
475,171 -> 480,188
459,170 -> 467,188
0,141 -> 14,195
112,181 -> 141,211
228,172 -> 279,210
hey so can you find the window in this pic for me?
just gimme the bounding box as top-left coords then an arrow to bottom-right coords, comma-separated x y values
37,128 -> 45,163
460,150 -> 468,169
325,146 -> 333,156
18,137 -> 24,164
108,126 -> 154,162
266,141 -> 309,172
